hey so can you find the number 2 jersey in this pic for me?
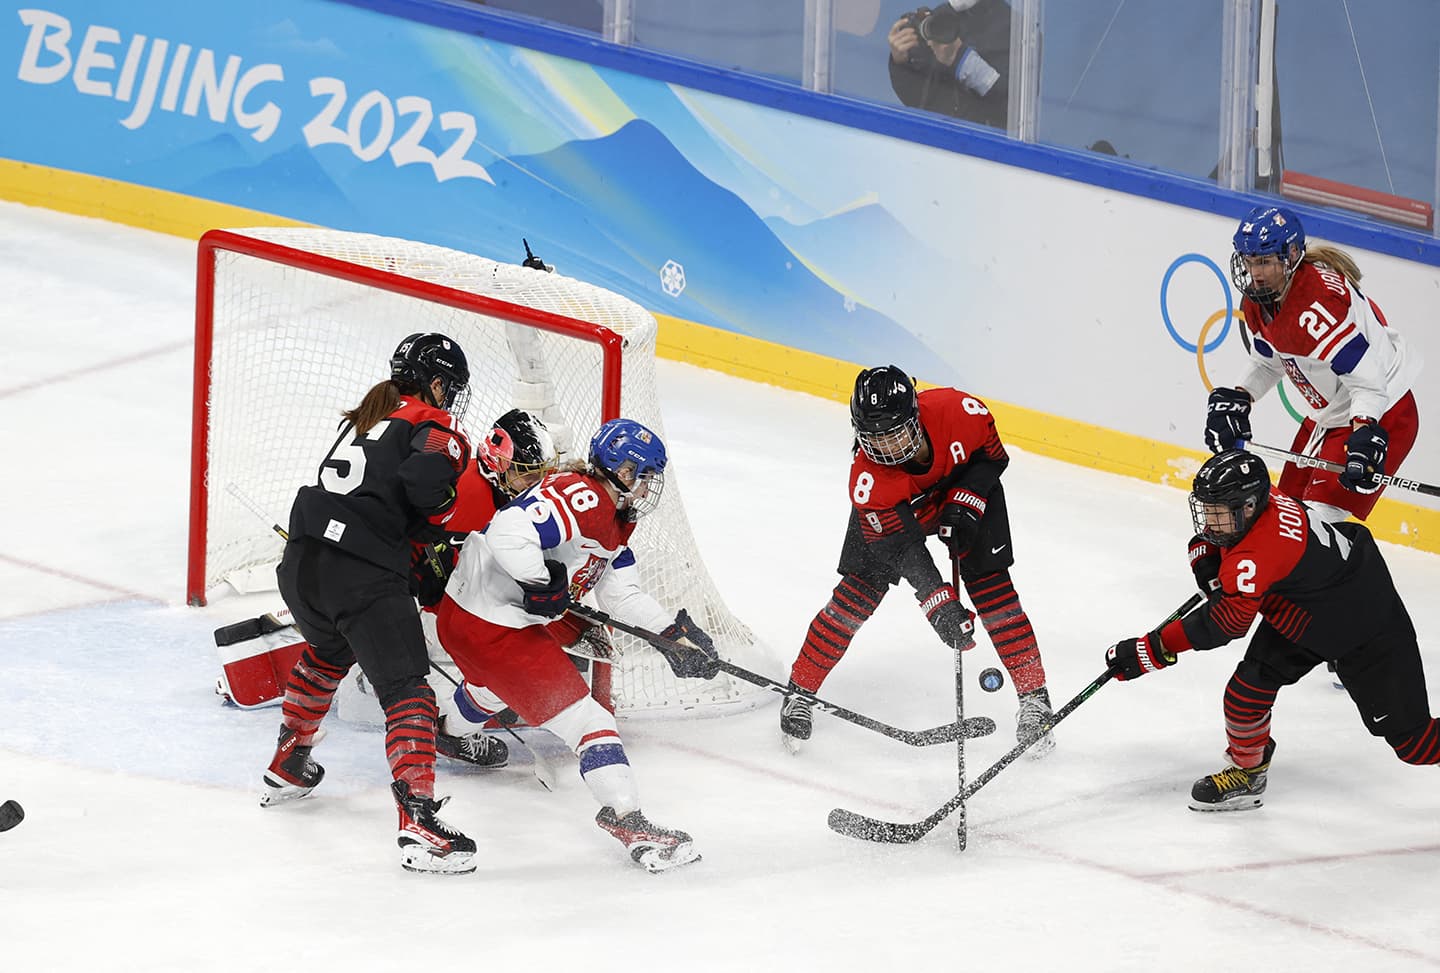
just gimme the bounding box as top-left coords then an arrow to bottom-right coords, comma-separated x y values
1158,489 -> 1410,660
849,386 -> 1008,544
445,469 -> 671,632
286,397 -> 470,578
1236,260 -> 1421,428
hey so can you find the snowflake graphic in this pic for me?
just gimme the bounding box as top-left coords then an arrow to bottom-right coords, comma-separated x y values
660,259 -> 686,297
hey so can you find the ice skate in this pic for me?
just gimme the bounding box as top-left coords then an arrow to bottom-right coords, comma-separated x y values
260,726 -> 325,807
780,683 -> 814,755
392,780 -> 477,874
436,720 -> 509,769
1016,687 -> 1056,758
1189,740 -> 1276,812
595,806 -> 700,873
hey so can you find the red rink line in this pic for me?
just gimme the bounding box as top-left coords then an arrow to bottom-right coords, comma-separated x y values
0,340 -> 189,400
652,735 -> 1440,967
0,553 -> 161,606
994,829 -> 1440,968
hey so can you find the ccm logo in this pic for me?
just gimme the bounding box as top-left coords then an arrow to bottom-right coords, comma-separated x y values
1211,402 -> 1247,412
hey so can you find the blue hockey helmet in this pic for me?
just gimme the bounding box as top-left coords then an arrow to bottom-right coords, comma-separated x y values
1230,206 -> 1305,305
588,418 -> 668,521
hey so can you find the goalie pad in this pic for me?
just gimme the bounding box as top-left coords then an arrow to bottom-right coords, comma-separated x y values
213,610 -> 306,709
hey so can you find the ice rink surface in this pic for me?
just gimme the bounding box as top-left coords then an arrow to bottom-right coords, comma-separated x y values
1,201 -> 1437,971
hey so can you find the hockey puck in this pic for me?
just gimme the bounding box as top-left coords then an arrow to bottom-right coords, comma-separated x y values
0,799 -> 24,832
978,667 -> 1005,693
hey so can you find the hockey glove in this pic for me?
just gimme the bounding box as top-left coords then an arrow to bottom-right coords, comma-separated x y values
519,559 -> 571,617
937,488 -> 986,555
1339,421 -> 1388,494
1204,387 -> 1252,453
1105,630 -> 1176,681
1187,534 -> 1222,599
410,541 -> 458,608
652,609 -> 720,680
918,583 -> 975,650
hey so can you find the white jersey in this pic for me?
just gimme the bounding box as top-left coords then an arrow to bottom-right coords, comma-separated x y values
1236,260 -> 1421,429
445,469 -> 670,633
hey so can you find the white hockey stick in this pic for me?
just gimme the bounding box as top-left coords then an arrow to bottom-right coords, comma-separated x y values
1245,442 -> 1440,499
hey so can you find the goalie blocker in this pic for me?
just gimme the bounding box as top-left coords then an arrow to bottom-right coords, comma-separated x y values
214,610 -> 307,709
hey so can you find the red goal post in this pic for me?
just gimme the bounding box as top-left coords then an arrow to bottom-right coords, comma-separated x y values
188,227 -> 768,716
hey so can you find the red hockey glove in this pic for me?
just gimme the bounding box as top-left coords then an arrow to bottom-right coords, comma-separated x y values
1105,630 -> 1176,681
519,559 -> 571,617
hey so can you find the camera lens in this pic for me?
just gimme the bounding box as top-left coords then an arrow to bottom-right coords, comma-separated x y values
920,8 -> 962,45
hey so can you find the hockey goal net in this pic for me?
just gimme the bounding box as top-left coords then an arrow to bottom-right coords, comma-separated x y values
188,227 -> 768,716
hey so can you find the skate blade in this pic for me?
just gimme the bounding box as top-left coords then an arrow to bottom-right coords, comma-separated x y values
259,777 -> 318,808
1188,795 -> 1264,812
400,847 -> 477,875
781,733 -> 805,756
636,845 -> 701,873
1023,733 -> 1056,760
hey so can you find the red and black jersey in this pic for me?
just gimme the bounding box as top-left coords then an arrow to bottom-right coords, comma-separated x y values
1160,488 -> 1404,660
848,387 -> 1008,544
287,397 -> 470,577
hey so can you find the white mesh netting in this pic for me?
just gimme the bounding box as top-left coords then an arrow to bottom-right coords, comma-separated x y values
195,227 -> 768,716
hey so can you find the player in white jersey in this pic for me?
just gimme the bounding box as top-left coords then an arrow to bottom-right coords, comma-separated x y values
1205,205 -> 1422,525
436,418 -> 719,872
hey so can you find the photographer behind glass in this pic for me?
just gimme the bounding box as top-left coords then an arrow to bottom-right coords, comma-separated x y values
888,0 -> 1011,130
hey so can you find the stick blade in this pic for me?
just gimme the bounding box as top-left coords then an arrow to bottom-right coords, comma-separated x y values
912,716 -> 997,745
826,807 -> 924,844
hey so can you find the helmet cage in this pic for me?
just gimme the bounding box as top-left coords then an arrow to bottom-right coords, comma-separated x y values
1188,450 -> 1270,547
1229,206 -> 1305,306
478,410 -> 557,498
850,366 -> 923,465
588,419 -> 668,522
856,416 -> 925,466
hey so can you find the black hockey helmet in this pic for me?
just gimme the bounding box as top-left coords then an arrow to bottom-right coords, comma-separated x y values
850,365 -> 923,465
477,409 -> 558,498
390,332 -> 471,414
1189,449 -> 1271,547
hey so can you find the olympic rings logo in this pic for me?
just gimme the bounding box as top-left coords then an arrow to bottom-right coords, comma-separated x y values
1160,253 -> 1304,422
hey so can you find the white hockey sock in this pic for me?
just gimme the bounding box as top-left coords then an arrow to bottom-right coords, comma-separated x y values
543,696 -> 640,815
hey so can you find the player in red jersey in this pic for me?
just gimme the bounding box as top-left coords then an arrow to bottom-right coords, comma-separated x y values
409,408 -> 561,769
261,332 -> 478,874
436,418 -> 717,872
1205,205 -> 1422,524
781,365 -> 1052,755
1106,450 -> 1438,811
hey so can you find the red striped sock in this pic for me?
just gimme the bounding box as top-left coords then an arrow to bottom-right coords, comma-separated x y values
1223,671 -> 1278,768
384,684 -> 439,800
280,647 -> 347,746
964,571 -> 1046,694
790,575 -> 884,692
1391,719 -> 1440,765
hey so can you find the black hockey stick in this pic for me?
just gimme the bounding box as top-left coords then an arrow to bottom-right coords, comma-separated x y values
1245,442 -> 1440,499
567,604 -> 997,747
947,550 -> 971,851
426,661 -> 557,792
828,592 -> 1205,843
